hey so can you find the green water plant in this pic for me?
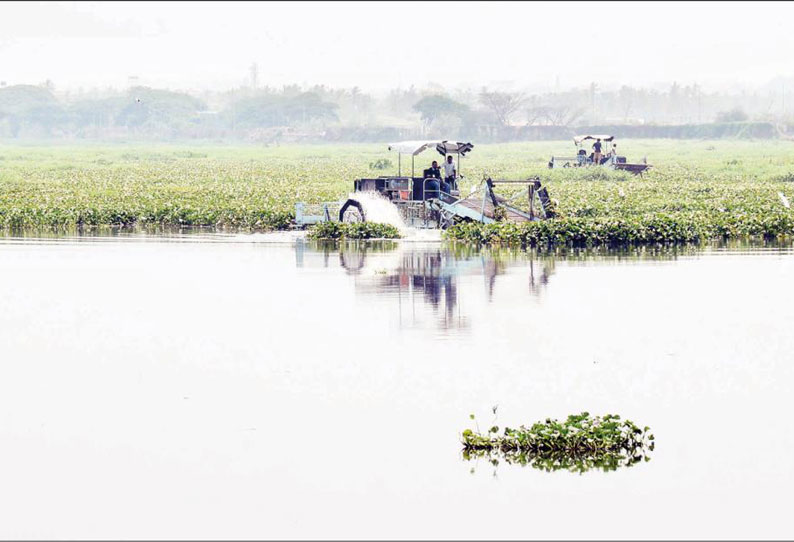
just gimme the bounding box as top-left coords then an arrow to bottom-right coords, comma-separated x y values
1,141 -> 793,241
307,221 -> 402,240
462,412 -> 654,474
369,158 -> 393,170
445,213 -> 794,247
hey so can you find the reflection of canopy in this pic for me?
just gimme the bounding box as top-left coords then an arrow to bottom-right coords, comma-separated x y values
573,134 -> 614,145
388,140 -> 474,156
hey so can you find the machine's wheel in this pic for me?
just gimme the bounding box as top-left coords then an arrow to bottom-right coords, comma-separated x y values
339,198 -> 366,223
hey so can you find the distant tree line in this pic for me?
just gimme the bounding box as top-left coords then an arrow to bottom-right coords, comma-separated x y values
0,80 -> 789,142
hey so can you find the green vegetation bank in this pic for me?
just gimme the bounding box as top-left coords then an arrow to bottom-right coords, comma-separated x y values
1,140 -> 793,245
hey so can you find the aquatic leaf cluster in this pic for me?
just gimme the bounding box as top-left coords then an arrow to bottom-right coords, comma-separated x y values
0,145 -> 368,231
307,221 -> 402,240
462,412 -> 654,474
1,141 -> 793,243
368,158 -> 393,170
445,211 -> 794,247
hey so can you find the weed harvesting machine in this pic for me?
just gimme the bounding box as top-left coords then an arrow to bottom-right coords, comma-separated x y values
548,134 -> 651,174
295,140 -> 556,229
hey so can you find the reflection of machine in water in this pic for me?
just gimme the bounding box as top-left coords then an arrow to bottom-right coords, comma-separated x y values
390,250 -> 468,329
295,240 -> 556,332
294,239 -> 399,273
480,254 -> 555,300
527,258 -> 555,297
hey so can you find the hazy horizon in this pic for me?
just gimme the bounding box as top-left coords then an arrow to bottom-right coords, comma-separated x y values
1,1 -> 793,94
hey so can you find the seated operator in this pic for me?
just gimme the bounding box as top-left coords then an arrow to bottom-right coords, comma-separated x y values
428,160 -> 442,179
424,161 -> 441,199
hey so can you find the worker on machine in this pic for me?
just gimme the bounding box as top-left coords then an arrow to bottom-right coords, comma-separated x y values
425,160 -> 442,199
592,138 -> 603,165
609,143 -> 619,164
442,155 -> 457,191
428,160 -> 442,180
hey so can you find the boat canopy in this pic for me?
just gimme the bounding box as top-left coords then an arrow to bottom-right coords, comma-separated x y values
388,140 -> 474,156
573,134 -> 615,145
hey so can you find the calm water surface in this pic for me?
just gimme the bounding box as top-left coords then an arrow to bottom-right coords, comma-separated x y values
0,234 -> 792,539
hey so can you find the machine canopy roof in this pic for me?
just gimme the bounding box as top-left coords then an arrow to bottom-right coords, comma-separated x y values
573,135 -> 615,145
388,140 -> 474,156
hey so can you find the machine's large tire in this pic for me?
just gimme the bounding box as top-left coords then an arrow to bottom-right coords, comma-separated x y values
339,198 -> 366,223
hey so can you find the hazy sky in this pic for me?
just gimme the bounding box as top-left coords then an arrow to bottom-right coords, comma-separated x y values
1,1 -> 793,93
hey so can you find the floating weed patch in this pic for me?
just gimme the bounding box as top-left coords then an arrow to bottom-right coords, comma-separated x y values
445,214 -> 794,248
369,158 -> 393,170
1,141 -> 793,237
462,412 -> 654,474
307,221 -> 402,240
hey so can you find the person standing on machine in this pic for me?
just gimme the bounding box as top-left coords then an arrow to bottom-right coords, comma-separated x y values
592,138 -> 603,165
442,154 -> 457,191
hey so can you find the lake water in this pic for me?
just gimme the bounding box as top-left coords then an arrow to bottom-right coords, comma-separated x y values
0,234 -> 793,539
